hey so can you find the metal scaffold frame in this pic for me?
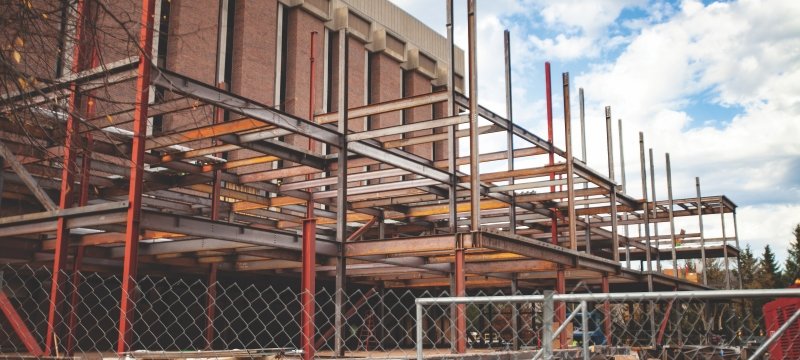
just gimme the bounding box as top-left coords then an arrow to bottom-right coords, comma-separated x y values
0,0 -> 743,356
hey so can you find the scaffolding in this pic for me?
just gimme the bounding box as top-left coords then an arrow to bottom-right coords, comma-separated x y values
0,0 -> 744,358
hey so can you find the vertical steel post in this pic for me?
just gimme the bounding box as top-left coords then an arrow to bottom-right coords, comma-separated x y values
504,30 -> 516,235
454,236 -> 466,353
563,73 -> 577,251
204,263 -> 218,349
334,28 -> 349,358
605,108 -> 619,262
301,31 -> 318,360
581,300 -> 589,360
446,0 -> 457,234
47,0 -> 90,354
543,291 -> 554,358
602,275 -> 612,346
720,202 -> 728,288
117,0 -> 156,353
579,88 -> 590,253
665,153 -> 678,276
556,266 -> 567,348
0,157 -> 3,210
467,0 -> 479,232
695,177 -> 708,286
618,120 -> 630,268
416,302 -> 424,360
638,133 -> 657,347
720,202 -> 731,289
649,148 -> 661,272
545,62 -> 558,247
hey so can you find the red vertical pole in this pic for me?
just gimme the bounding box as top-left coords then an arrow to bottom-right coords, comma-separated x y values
602,274 -> 612,345
454,237 -> 466,353
301,31 -> 318,360
204,263 -> 218,349
555,267 -> 567,348
117,0 -> 156,354
46,0 -> 90,355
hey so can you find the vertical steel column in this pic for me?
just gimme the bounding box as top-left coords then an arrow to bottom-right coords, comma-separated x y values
545,63 -> 557,246
504,30 -> 516,235
649,148 -> 661,272
605,108 -> 619,262
618,120 -> 630,268
334,29 -> 349,358
695,177 -> 708,286
446,0 -> 457,234
117,0 -> 156,353
720,202 -> 728,288
46,0 -> 90,354
602,274 -> 612,346
665,153 -> 678,276
301,31 -> 319,360
638,133 -> 656,347
562,73 -> 577,250
204,263 -> 218,349
209,82 -> 226,221
454,235 -> 466,353
467,0 -> 479,232
581,301 -> 589,360
439,2 -> 457,235
555,266 -> 567,348
579,88 -> 590,253
721,205 -> 731,289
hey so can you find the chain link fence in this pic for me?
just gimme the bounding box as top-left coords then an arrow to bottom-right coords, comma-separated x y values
0,264 -> 798,359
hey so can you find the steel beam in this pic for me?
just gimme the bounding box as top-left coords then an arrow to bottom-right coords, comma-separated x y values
334,29 -> 348,358
117,0 -> 156,352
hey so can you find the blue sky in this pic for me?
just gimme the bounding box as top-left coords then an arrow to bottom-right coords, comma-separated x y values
390,0 -> 800,265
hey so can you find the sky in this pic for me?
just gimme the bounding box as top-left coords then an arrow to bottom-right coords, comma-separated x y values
389,0 -> 800,265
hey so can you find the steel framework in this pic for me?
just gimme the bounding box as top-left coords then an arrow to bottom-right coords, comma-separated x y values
0,0 -> 743,356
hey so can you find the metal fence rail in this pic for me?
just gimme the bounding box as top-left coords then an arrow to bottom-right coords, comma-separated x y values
1,265 -> 799,359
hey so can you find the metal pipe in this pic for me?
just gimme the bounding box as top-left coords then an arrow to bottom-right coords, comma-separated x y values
542,291 -> 554,358
467,0 -> 480,233
534,302 -> 586,360
415,288 -> 800,305
117,0 -> 157,353
747,308 -> 800,360
504,29 -> 516,235
510,274 -> 519,350
416,302 -> 424,360
581,300 -> 589,360
301,31 -> 318,360
695,177 -> 708,286
334,29 -> 349,358
665,153 -> 678,276
619,120 -> 630,268
563,73 -> 577,250
602,275 -> 612,345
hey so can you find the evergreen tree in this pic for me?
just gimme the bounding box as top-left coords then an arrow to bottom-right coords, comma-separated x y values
783,224 -> 800,286
739,245 -> 760,289
758,245 -> 782,288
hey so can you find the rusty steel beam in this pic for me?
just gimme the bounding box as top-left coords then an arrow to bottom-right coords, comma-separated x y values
117,0 -> 156,353
315,90 -> 448,124
0,140 -> 56,211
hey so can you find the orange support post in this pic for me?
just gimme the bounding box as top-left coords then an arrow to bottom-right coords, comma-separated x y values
46,0 -> 90,355
300,30 -> 319,360
602,274 -> 612,345
117,0 -> 156,354
455,236 -> 466,353
0,290 -> 44,356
